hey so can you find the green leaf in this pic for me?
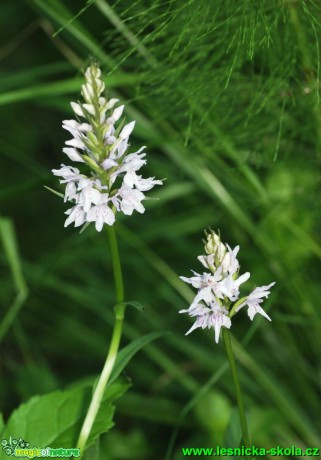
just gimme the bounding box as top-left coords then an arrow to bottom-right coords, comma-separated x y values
0,75 -> 138,106
0,413 -> 4,436
0,218 -> 27,293
223,407 -> 243,456
1,382 -> 128,452
115,300 -> 145,312
0,218 -> 28,342
109,331 -> 165,385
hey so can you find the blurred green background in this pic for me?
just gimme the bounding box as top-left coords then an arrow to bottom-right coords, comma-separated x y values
0,0 -> 321,458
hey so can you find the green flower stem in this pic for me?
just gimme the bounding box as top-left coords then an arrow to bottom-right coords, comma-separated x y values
107,225 -> 124,304
222,328 -> 250,448
77,225 -> 125,454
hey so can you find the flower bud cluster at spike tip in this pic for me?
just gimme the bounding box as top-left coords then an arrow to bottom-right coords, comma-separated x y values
202,229 -> 228,272
52,64 -> 163,232
179,230 -> 275,343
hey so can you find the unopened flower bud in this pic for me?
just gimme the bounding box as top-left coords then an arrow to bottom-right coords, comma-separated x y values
204,230 -> 227,265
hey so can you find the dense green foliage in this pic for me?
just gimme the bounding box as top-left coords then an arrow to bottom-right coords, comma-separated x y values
1,0 -> 321,458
